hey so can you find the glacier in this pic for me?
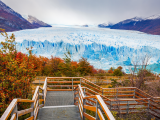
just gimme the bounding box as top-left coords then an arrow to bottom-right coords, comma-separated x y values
0,26 -> 160,73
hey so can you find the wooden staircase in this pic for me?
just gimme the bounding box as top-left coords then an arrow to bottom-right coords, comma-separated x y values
1,77 -> 160,120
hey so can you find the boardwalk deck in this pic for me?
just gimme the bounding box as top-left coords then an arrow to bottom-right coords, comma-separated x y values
37,91 -> 81,120
45,91 -> 74,106
38,106 -> 81,120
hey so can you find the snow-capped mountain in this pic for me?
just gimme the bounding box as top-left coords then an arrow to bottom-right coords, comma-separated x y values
145,14 -> 160,20
0,1 -> 52,32
0,1 -> 24,19
119,17 -> 143,24
111,14 -> 160,35
0,0 -> 34,32
27,15 -> 52,27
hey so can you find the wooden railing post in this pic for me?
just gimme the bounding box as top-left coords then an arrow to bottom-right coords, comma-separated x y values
74,89 -> 76,104
116,89 -> 118,99
38,89 -> 40,106
102,89 -> 103,95
31,101 -> 34,118
42,89 -> 44,105
96,100 -> 100,120
83,88 -> 86,120
133,89 -> 135,98
110,101 -> 112,110
127,101 -> 129,114
72,78 -> 73,91
83,99 -> 86,120
148,99 -> 150,113
80,78 -> 81,86
11,103 -> 18,120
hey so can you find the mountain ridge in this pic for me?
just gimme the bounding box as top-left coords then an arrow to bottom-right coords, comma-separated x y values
28,15 -> 52,27
0,1 -> 51,32
110,14 -> 160,35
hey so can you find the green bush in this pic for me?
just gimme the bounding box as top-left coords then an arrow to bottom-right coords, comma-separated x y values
113,69 -> 123,76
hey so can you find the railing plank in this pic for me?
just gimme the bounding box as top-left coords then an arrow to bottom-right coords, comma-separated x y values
83,112 -> 96,120
39,93 -> 43,96
32,86 -> 39,100
47,77 -> 82,79
34,106 -> 39,120
0,99 -> 17,120
105,94 -> 134,97
82,82 -> 102,93
96,95 -> 115,120
103,87 -> 136,90
86,98 -> 96,104
78,104 -> 83,119
135,92 -> 147,98
34,101 -> 39,115
43,78 -> 47,90
136,88 -> 153,98
10,113 -> 16,120
47,81 -> 80,83
34,93 -> 38,107
74,91 -> 79,95
18,108 -> 33,117
39,99 -> 44,102
17,99 -> 34,103
25,116 -> 34,120
47,85 -> 78,87
82,78 -> 102,89
79,98 -> 83,112
98,109 -> 105,120
84,105 -> 96,112
47,89 -> 72,91
103,91 -> 134,94
86,102 -> 93,106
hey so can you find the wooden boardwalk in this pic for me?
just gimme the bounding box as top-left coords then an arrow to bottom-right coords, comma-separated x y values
1,77 -> 160,120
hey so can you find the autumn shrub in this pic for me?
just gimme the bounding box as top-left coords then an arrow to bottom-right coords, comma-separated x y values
0,29 -> 36,117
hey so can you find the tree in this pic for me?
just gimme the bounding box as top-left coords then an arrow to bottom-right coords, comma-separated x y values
113,66 -> 123,76
0,29 -> 36,116
128,55 -> 152,89
113,69 -> 123,76
77,57 -> 93,76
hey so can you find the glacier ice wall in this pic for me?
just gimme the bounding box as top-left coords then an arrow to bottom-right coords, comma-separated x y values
16,40 -> 160,71
0,27 -> 160,73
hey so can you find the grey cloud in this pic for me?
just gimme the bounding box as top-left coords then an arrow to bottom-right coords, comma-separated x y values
1,0 -> 160,25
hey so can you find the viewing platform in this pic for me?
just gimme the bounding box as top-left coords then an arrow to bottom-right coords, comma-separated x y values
1,77 -> 160,120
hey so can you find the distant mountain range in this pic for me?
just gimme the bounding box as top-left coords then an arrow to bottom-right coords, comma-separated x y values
0,1 -> 51,32
98,23 -> 114,28
110,15 -> 160,35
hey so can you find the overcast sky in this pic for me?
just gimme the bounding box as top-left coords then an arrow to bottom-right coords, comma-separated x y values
1,0 -> 160,25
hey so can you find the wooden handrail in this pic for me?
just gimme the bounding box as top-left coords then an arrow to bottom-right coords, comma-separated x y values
82,78 -> 102,89
17,99 -> 34,103
1,77 -> 47,120
47,77 -> 83,79
75,84 -> 115,120
135,88 -> 154,98
102,87 -> 136,90
96,95 -> 115,120
0,99 -> 17,120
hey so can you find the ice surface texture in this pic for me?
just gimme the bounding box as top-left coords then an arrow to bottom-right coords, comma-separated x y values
0,27 -> 160,72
